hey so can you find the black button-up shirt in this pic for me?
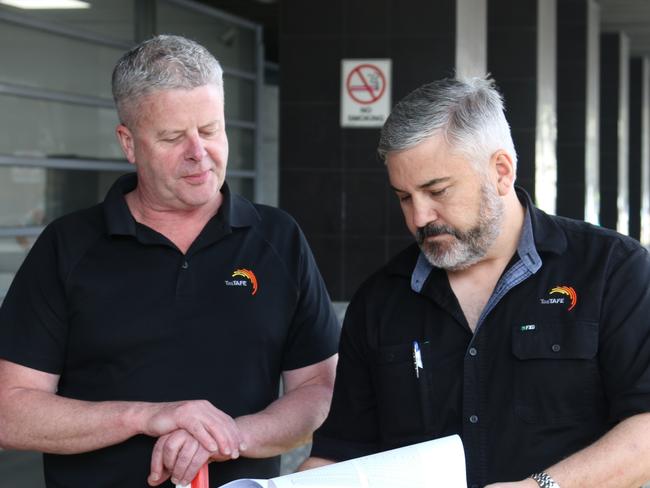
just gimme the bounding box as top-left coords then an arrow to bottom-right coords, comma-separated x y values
311,188 -> 650,486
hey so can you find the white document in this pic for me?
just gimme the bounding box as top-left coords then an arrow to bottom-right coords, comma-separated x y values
214,434 -> 466,488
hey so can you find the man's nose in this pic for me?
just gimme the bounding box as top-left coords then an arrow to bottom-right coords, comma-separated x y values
412,199 -> 438,229
184,133 -> 207,161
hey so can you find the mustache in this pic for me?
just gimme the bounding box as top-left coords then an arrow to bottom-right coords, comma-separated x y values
416,224 -> 459,244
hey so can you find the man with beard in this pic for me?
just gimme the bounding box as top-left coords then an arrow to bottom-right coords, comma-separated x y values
300,77 -> 650,487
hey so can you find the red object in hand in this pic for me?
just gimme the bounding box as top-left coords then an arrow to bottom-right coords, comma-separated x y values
191,464 -> 209,488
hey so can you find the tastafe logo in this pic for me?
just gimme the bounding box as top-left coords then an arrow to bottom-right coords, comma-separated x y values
225,268 -> 258,295
540,285 -> 577,311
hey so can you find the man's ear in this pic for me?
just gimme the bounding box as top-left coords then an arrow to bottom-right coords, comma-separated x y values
115,124 -> 136,165
490,150 -> 516,196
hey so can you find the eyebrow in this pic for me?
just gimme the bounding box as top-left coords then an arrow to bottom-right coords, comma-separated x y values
156,129 -> 184,138
390,177 -> 451,193
156,120 -> 221,138
199,120 -> 220,130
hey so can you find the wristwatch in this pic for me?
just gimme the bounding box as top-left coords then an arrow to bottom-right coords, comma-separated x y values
530,472 -> 561,488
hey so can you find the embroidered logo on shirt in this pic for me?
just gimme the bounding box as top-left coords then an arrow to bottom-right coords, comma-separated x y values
539,285 -> 577,311
225,268 -> 258,295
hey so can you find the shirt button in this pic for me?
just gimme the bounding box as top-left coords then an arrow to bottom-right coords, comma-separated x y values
181,261 -> 189,269
469,414 -> 478,424
468,347 -> 477,357
551,344 -> 561,352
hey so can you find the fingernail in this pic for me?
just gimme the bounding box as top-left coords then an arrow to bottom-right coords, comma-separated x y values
232,450 -> 239,459
240,442 -> 247,451
209,443 -> 218,452
171,478 -> 178,485
150,473 -> 159,481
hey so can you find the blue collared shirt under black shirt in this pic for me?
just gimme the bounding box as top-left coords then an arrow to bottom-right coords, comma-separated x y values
311,187 -> 650,487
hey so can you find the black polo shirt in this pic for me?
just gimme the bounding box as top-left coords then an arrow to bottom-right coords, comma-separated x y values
0,173 -> 340,488
311,188 -> 650,487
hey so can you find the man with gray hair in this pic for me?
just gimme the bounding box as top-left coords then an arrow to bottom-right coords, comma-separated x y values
302,77 -> 650,487
0,35 -> 339,487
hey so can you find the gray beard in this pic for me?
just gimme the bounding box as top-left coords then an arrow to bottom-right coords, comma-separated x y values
416,184 -> 504,271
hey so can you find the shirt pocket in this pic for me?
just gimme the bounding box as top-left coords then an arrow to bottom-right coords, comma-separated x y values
374,341 -> 434,438
511,321 -> 605,424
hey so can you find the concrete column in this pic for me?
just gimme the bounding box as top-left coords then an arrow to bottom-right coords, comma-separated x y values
535,0 -> 558,214
456,0 -> 487,78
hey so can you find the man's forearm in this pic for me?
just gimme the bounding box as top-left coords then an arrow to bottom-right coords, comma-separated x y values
486,413 -> 650,488
0,387 -> 146,453
297,456 -> 335,471
546,412 -> 650,487
0,386 -> 243,456
235,383 -> 333,459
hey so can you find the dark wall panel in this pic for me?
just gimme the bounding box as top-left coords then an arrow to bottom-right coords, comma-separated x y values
628,58 -> 643,241
599,33 -> 621,231
279,0 -> 456,300
556,0 -> 588,220
487,0 -> 538,201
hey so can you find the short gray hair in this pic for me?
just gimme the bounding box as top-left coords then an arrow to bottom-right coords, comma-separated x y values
112,34 -> 223,125
378,77 -> 517,172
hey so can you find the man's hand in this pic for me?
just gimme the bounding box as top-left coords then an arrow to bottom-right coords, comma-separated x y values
148,428 -> 242,486
142,400 -> 245,456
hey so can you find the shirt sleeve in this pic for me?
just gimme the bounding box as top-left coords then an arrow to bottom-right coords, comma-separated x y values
0,224 -> 69,373
310,287 -> 381,461
598,244 -> 650,421
280,225 -> 340,371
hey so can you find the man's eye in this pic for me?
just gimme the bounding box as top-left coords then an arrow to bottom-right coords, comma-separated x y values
162,136 -> 182,143
398,194 -> 411,202
430,188 -> 448,197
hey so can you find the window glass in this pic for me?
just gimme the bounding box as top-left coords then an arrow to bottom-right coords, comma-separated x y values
227,176 -> 254,201
0,166 -> 128,228
0,21 -> 124,99
226,126 -> 254,171
224,74 -> 255,123
0,0 -> 135,44
0,94 -> 123,160
156,0 -> 257,72
0,236 -> 32,299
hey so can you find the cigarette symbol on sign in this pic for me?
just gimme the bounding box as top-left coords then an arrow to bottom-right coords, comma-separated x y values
346,63 -> 386,105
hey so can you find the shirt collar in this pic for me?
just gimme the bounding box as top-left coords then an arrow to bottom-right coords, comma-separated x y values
515,195 -> 542,274
103,173 -> 260,238
103,172 -> 138,236
227,187 -> 261,228
409,185 -> 563,292
517,186 -> 567,255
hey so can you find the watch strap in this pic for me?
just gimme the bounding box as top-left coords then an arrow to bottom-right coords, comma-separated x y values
530,472 -> 560,488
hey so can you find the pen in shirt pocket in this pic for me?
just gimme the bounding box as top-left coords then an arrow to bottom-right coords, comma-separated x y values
413,340 -> 423,378
413,340 -> 433,431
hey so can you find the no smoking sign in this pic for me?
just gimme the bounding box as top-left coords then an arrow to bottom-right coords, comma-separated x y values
341,59 -> 392,128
